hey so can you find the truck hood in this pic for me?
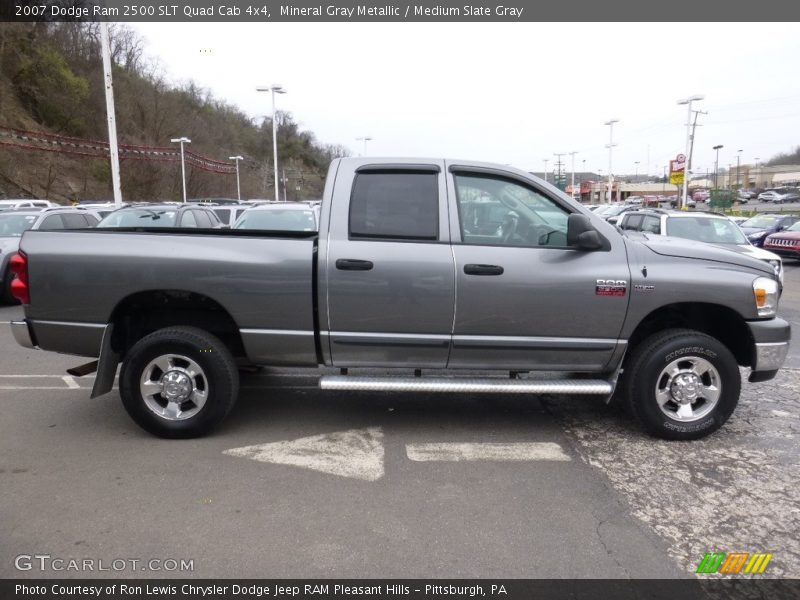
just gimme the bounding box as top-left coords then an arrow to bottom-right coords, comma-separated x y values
634,234 -> 774,276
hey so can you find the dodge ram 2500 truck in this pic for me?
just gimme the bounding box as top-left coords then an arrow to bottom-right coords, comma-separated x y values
9,158 -> 791,440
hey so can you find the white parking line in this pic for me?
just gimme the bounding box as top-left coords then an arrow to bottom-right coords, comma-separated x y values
406,442 -> 571,462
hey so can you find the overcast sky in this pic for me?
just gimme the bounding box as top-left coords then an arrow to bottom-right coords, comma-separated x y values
130,22 -> 800,176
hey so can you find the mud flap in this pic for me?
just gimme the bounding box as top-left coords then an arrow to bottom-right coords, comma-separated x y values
90,323 -> 120,398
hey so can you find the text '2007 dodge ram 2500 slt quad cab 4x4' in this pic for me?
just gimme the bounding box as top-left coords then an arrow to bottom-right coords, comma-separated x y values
9,158 -> 791,440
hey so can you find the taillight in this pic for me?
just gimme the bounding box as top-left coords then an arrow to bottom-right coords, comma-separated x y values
9,250 -> 30,304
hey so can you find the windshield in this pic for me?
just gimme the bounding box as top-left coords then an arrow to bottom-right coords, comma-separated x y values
234,209 -> 316,231
666,217 -> 748,245
97,209 -> 177,228
787,221 -> 800,232
740,215 -> 779,228
0,214 -> 38,237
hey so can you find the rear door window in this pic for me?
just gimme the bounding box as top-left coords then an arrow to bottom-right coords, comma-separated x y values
349,171 -> 438,240
38,215 -> 65,230
61,213 -> 90,229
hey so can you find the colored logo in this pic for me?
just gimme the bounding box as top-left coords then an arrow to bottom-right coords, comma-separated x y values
696,552 -> 773,574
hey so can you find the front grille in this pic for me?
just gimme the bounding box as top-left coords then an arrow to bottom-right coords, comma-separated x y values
766,239 -> 797,248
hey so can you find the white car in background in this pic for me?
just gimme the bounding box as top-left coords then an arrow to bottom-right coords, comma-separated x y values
0,199 -> 58,211
618,209 -> 784,284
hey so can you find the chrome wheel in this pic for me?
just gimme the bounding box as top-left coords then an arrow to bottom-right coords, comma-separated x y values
654,356 -> 721,422
140,354 -> 208,421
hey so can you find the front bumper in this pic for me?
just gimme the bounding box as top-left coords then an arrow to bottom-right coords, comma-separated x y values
747,318 -> 791,380
10,320 -> 37,350
753,342 -> 790,372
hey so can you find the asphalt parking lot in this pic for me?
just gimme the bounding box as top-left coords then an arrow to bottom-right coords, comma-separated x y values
1,261 -> 798,580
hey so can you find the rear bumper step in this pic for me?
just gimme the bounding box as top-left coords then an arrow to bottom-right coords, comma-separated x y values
319,376 -> 612,395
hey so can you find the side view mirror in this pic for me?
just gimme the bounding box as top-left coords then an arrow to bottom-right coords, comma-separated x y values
567,214 -> 603,250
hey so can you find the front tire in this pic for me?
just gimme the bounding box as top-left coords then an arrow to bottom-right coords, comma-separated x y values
119,326 -> 239,438
623,329 -> 740,440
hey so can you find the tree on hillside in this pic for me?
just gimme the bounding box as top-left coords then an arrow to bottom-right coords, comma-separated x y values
0,22 -> 348,201
765,146 -> 800,166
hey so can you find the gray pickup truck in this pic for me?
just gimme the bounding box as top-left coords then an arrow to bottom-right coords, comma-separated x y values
9,158 -> 790,440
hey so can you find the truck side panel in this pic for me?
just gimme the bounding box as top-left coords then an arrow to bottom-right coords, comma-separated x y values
20,230 -> 318,365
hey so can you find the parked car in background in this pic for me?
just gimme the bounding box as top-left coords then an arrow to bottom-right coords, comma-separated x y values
0,199 -> 58,211
738,214 -> 800,247
189,197 -> 241,205
208,205 -> 248,228
763,221 -> 800,261
77,202 -> 124,220
595,203 -> 640,224
757,188 -> 799,203
233,203 -> 319,231
692,189 -> 710,202
97,204 -> 225,229
736,189 -> 756,202
618,209 -> 783,284
1,207 -> 99,304
625,196 -> 644,205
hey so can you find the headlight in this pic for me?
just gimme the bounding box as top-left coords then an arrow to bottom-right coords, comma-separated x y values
753,276 -> 779,317
767,259 -> 784,284
748,231 -> 766,239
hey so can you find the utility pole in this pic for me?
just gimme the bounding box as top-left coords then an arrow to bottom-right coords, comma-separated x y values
686,108 -> 707,205
605,119 -> 619,203
99,22 -> 122,207
553,152 -> 566,190
568,151 -> 578,200
678,95 -> 704,209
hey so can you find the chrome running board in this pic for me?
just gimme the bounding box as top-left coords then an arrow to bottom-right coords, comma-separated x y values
319,376 -> 612,395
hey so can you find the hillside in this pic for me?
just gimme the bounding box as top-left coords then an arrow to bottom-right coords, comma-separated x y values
0,23 -> 346,203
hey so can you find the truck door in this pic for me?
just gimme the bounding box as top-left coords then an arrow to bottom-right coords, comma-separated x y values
324,160 -> 455,368
445,163 -> 630,371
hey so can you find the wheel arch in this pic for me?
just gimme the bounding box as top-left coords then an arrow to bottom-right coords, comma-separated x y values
625,302 -> 754,368
107,289 -> 246,360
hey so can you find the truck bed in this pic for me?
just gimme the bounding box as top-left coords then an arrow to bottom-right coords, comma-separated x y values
19,228 -> 319,365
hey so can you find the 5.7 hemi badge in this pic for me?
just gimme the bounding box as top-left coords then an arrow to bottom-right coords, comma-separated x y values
596,279 -> 627,297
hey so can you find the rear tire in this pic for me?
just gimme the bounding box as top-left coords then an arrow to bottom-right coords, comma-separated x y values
623,328 -> 740,440
119,326 -> 239,438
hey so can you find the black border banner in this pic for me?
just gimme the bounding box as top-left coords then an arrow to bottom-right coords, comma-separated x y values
2,0 -> 800,22
4,579 -> 800,600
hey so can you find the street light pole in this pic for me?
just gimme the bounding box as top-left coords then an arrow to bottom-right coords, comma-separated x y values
170,137 -> 191,202
356,136 -> 373,156
677,95 -> 704,209
634,161 -> 640,180
713,144 -> 723,189
604,119 -> 619,203
229,155 -> 243,201
736,149 -> 742,190
542,159 -> 549,183
256,84 -> 286,201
